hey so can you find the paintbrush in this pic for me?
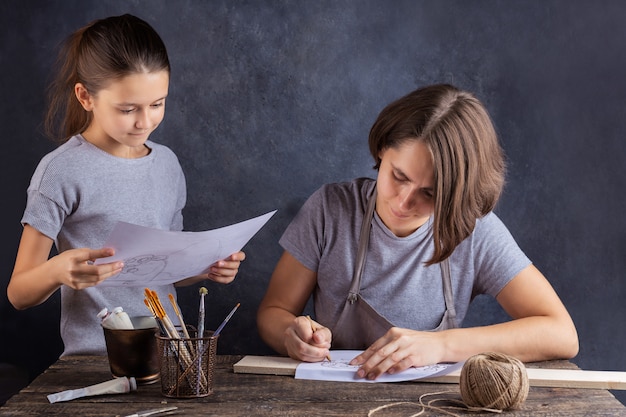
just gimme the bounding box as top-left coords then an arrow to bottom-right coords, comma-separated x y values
197,287 -> 208,338
213,303 -> 240,336
143,298 -> 168,336
145,288 -> 205,391
307,315 -> 331,362
168,293 -> 191,339
195,287 -> 209,396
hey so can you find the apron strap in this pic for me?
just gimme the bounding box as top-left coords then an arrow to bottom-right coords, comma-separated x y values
348,186 -> 377,303
440,257 -> 457,326
348,182 -> 458,329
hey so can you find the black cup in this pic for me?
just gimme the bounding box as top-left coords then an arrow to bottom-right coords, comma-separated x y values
102,316 -> 159,384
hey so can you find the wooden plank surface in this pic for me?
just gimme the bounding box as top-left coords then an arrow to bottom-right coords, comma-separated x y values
234,355 -> 626,390
1,355 -> 625,416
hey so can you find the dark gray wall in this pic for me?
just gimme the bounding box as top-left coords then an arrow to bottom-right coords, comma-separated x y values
1,0 -> 625,404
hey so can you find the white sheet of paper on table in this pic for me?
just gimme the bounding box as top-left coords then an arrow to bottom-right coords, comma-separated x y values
95,210 -> 276,287
294,350 -> 463,383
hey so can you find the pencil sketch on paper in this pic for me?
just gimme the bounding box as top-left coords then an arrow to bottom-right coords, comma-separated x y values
320,358 -> 360,370
96,210 -> 276,287
319,357 -> 450,375
119,255 -> 169,280
295,350 -> 462,383
114,239 -> 224,285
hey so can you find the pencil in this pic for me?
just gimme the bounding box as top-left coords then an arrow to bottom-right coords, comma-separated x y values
306,315 -> 331,362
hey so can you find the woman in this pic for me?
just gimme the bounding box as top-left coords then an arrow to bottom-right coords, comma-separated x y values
257,83 -> 578,380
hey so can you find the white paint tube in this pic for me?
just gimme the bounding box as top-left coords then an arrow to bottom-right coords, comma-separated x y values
47,376 -> 137,403
99,306 -> 134,330
112,307 -> 134,329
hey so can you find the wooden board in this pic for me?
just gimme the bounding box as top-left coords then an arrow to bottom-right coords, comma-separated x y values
233,355 -> 301,376
233,355 -> 626,390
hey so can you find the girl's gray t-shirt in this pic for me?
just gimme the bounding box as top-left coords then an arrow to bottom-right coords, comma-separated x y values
21,135 -> 186,356
279,178 -> 531,332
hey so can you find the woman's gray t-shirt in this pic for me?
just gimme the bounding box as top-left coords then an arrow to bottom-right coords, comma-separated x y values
279,178 -> 531,331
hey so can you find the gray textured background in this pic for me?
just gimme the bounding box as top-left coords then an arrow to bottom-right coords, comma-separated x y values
1,0 -> 624,404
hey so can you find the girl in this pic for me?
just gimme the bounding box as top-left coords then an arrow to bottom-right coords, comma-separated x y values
257,83 -> 578,380
8,14 -> 244,356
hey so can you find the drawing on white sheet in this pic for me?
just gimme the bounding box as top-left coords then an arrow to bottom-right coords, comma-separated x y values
320,358 -> 360,370
98,210 -> 277,287
120,254 -> 168,277
319,358 -> 449,375
116,239 -> 221,284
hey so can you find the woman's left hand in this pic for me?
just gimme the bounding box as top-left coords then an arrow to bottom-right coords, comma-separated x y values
206,251 -> 246,284
349,327 -> 445,380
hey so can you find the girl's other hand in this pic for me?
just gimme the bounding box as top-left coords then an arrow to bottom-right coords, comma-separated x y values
206,251 -> 245,284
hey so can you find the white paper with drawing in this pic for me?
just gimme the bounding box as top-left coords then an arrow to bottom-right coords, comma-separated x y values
295,350 -> 463,383
95,210 -> 277,286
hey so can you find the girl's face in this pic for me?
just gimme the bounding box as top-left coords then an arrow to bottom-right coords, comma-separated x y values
76,70 -> 169,158
375,140 -> 435,237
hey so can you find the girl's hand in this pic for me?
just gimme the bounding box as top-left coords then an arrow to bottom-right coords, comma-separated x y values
206,251 -> 245,284
54,247 -> 124,290
349,327 -> 445,380
284,315 -> 332,363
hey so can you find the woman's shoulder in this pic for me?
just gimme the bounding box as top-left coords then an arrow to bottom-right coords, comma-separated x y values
316,177 -> 375,201
297,178 -> 375,222
468,211 -> 524,255
474,211 -> 509,233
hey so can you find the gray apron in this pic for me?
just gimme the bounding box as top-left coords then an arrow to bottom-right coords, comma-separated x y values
331,187 -> 458,349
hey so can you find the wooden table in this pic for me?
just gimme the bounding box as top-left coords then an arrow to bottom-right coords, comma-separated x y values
1,355 -> 625,416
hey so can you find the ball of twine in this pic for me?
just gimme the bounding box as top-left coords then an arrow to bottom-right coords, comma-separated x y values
459,352 -> 529,412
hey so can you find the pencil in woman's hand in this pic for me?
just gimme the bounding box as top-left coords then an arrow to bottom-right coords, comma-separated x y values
306,315 -> 331,362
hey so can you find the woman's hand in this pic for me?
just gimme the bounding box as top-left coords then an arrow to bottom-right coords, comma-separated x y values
284,315 -> 332,362
350,265 -> 582,380
349,327 -> 445,380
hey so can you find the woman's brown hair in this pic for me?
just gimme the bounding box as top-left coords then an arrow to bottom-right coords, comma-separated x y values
368,84 -> 506,265
44,14 -> 170,142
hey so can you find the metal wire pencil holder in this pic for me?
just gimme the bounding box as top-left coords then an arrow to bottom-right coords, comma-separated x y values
156,327 -> 218,398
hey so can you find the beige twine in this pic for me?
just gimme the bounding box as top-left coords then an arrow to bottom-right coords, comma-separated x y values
368,352 -> 529,416
460,352 -> 529,411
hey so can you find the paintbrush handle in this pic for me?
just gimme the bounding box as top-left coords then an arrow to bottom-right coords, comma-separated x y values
214,303 -> 240,336
197,295 -> 206,338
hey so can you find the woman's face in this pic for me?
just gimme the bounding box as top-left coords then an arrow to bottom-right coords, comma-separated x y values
76,70 -> 169,158
375,140 -> 435,237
